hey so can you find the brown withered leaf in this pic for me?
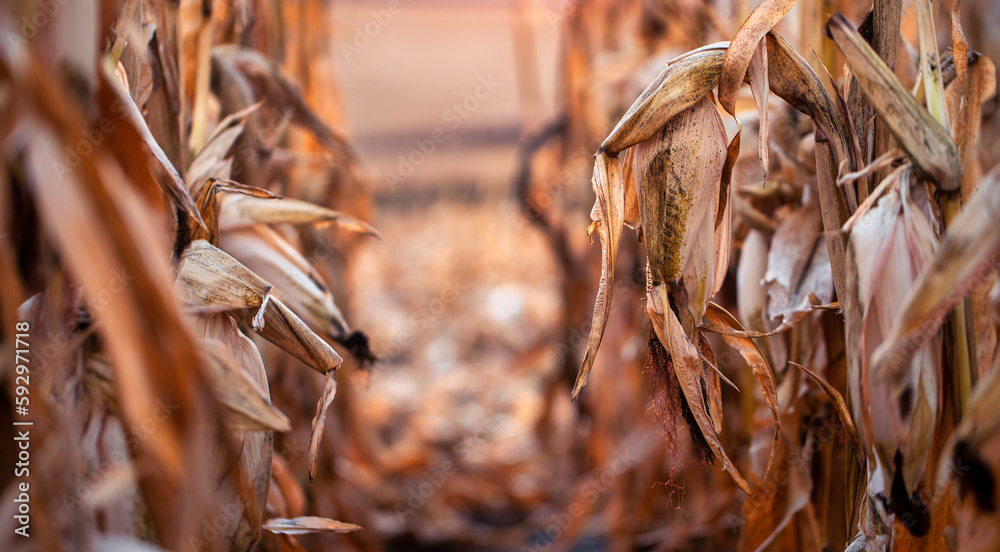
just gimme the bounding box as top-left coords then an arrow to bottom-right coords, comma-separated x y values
600,47 -> 727,155
825,13 -> 962,191
263,516 -> 361,535
718,0 -> 798,116
789,362 -> 864,463
572,153 -> 626,399
189,178 -> 281,246
648,285 -> 751,494
764,31 -> 854,304
211,46 -> 357,161
96,63 -> 206,230
222,225 -> 354,344
747,40 -> 770,180
219,194 -> 380,237
20,83 -> 220,545
234,295 -> 343,375
763,204 -> 833,325
959,54 -> 997,202
703,302 -> 780,476
186,103 -> 262,190
308,370 -> 338,484
175,240 -> 272,321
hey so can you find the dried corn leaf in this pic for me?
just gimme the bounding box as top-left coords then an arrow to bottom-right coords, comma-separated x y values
718,0 -> 798,115
764,31 -> 854,303
763,205 -> 833,325
648,285 -> 750,493
20,90 -> 219,546
600,47 -> 727,155
199,340 -> 291,432
212,46 -> 357,160
308,370 -> 338,484
219,194 -> 380,237
572,153 -> 626,398
222,225 -> 353,343
234,295 -> 343,375
826,13 -> 962,191
175,240 -> 271,323
263,516 -> 361,535
789,362 -> 864,462
703,302 -> 780,475
97,63 -> 206,230
186,103 -> 262,190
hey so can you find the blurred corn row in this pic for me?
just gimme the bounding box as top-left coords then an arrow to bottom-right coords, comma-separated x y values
520,0 -> 1000,549
0,0 -> 377,550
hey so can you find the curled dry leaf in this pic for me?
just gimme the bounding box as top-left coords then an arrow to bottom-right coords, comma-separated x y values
221,224 -> 354,343
718,0 -> 799,115
788,362 -> 864,463
825,13 -> 962,191
175,240 -> 272,326
185,103 -> 262,190
648,286 -> 750,493
219,194 -> 380,237
600,47 -> 727,155
96,62 -> 207,230
211,46 -> 357,160
308,370 -> 338,484
263,516 -> 361,535
572,153 -> 626,399
234,296 -> 343,375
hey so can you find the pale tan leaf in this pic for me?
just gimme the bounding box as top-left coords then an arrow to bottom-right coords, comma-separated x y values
175,240 -> 271,320
308,370 -> 338,484
704,302 -> 780,475
222,225 -> 352,343
718,0 -> 799,115
572,153 -> 626,399
219,194 -> 380,237
263,516 -> 361,535
234,296 -> 343,375
600,48 -> 726,155
826,13 -> 961,191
